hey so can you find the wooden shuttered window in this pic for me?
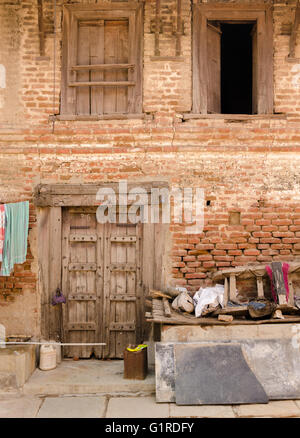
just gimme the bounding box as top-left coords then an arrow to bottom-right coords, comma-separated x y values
192,3 -> 273,115
61,2 -> 143,117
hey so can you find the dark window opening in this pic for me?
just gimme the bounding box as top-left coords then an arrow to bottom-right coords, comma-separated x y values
220,23 -> 253,114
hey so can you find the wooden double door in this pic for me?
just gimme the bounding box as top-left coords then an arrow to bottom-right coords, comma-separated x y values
61,207 -> 143,359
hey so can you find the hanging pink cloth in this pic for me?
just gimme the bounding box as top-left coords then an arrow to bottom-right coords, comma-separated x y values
0,205 -> 5,262
265,263 -> 290,303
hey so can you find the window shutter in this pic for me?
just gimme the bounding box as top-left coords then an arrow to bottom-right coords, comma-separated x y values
61,3 -> 143,117
207,23 -> 221,114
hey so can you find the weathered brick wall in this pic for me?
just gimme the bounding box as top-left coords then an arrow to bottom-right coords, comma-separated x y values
0,0 -> 300,334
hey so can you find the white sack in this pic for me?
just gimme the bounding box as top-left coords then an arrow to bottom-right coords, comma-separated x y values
193,284 -> 225,317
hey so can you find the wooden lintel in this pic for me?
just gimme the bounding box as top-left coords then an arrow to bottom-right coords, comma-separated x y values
34,183 -> 169,207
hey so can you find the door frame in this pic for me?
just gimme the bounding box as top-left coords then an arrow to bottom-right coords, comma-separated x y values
34,182 -> 169,341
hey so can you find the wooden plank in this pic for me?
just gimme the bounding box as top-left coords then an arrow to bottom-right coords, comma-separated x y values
61,208 -> 70,357
131,1 -> 143,112
103,20 -> 129,115
110,236 -> 136,242
90,20 -> 104,115
109,322 -> 135,331
223,277 -> 229,307
38,207 -> 50,339
49,207 -> 62,341
69,262 -> 97,271
257,276 -> 264,298
69,234 -> 97,242
110,263 -> 136,272
76,22 -> 90,116
61,6 -> 75,115
207,22 -> 221,114
95,220 -> 104,358
70,81 -> 135,87
251,22 -> 258,114
143,223 -> 155,293
54,113 -> 148,121
68,294 -> 96,301
192,5 -> 203,113
71,63 -> 135,71
272,262 -> 288,305
64,3 -> 140,12
163,298 -> 172,318
85,212 -> 97,358
154,223 -> 167,290
68,322 -> 96,331
134,223 -> 143,345
114,223 -> 127,357
229,274 -> 237,302
103,223 -> 112,358
289,0 -> 300,58
110,294 -> 136,301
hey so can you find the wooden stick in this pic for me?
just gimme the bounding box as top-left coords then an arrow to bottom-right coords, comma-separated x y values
256,276 -> 264,298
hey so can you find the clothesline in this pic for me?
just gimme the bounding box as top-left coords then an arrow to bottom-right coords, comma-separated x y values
1,342 -> 106,346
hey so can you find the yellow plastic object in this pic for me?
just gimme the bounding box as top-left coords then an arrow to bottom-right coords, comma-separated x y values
126,344 -> 148,352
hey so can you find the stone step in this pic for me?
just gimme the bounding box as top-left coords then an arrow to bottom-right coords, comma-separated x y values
23,360 -> 156,396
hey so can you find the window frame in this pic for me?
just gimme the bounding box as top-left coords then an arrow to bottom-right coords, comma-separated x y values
61,1 -> 143,117
192,2 -> 273,115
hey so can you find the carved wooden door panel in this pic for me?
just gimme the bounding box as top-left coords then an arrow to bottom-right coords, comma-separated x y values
62,207 -> 143,359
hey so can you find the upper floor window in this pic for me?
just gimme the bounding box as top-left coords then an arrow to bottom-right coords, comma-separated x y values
192,2 -> 273,115
61,2 -> 143,117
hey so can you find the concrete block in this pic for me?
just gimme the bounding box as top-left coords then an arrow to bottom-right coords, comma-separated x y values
0,372 -> 17,390
0,345 -> 36,387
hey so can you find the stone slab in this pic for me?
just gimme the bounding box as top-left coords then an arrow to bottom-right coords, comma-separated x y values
0,396 -> 42,418
169,403 -> 235,418
23,359 -> 155,396
37,396 -> 106,418
155,338 -> 300,402
235,400 -> 300,418
106,396 -> 169,418
175,343 -> 268,405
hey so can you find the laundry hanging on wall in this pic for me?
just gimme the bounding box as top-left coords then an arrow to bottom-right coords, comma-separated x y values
0,205 -> 5,262
0,201 -> 29,276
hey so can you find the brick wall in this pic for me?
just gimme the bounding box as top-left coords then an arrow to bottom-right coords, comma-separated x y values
0,0 -> 300,334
